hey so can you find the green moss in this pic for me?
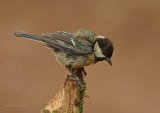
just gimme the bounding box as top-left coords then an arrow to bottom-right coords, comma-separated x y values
80,81 -> 90,98
75,81 -> 90,113
77,100 -> 84,113
42,109 -> 50,113
52,110 -> 58,113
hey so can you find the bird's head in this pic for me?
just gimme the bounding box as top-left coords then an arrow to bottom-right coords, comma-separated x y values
94,36 -> 114,66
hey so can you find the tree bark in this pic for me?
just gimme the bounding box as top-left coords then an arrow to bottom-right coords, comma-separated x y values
41,68 -> 86,113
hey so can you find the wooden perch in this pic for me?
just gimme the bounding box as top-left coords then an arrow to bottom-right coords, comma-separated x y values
41,68 -> 88,113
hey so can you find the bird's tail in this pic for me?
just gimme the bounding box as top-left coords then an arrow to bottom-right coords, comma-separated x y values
14,32 -> 42,42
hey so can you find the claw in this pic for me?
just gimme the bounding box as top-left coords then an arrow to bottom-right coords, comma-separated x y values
77,80 -> 85,87
66,66 -> 85,87
68,77 -> 85,87
81,67 -> 87,77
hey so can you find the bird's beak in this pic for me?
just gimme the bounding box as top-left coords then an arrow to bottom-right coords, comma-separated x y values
105,58 -> 112,66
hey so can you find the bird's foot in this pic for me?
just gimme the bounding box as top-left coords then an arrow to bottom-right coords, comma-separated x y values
81,67 -> 87,77
68,76 -> 85,87
66,66 -> 85,88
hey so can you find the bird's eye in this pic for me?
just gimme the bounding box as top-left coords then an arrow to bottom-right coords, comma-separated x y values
102,51 -> 105,55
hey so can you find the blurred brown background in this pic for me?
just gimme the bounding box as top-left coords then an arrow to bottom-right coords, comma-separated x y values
0,0 -> 160,113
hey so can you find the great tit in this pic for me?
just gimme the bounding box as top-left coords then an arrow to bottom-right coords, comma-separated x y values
14,29 -> 114,87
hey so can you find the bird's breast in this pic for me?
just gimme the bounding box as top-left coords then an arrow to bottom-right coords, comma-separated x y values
71,54 -> 95,68
53,51 -> 95,68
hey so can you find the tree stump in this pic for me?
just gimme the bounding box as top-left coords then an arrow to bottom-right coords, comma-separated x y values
41,68 -> 87,113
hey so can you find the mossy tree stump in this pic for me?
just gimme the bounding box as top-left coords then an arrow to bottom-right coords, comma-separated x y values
41,68 -> 87,113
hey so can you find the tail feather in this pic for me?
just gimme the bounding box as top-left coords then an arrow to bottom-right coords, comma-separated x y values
14,32 -> 42,42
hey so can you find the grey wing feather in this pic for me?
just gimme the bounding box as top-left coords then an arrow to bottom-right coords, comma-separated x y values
41,32 -> 93,55
14,31 -> 93,55
14,32 -> 42,42
44,32 -> 74,45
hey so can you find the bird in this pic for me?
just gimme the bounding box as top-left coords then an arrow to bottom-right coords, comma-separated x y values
14,29 -> 114,87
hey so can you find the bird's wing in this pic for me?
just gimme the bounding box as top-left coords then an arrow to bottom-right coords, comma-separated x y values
41,31 -> 93,55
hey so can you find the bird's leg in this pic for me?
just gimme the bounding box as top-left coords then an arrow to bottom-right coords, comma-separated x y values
65,66 -> 85,87
81,67 -> 87,77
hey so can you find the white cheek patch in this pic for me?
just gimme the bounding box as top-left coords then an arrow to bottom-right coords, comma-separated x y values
94,42 -> 105,58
